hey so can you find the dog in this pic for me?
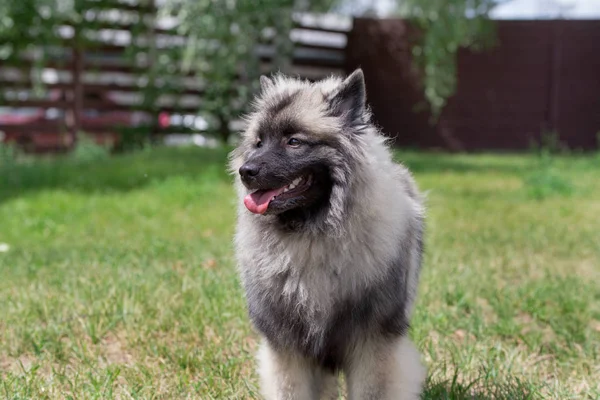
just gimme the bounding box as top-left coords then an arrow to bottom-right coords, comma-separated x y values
230,69 -> 426,399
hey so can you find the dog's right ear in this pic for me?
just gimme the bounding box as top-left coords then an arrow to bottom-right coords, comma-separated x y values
260,75 -> 274,91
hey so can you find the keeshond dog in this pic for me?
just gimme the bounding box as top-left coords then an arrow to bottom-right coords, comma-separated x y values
230,69 -> 426,399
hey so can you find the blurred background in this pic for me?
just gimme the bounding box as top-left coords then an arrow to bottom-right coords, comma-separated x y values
1,1 -> 599,399
0,0 -> 598,153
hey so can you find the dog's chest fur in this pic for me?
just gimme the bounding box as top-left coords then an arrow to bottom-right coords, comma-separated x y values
236,210 -> 412,370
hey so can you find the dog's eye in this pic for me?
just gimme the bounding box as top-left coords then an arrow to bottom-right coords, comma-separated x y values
256,140 -> 263,148
287,138 -> 301,147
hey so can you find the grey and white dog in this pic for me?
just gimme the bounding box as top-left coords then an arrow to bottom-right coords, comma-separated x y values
230,69 -> 426,400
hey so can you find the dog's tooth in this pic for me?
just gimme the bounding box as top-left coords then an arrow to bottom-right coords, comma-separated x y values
289,183 -> 296,189
283,187 -> 289,193
293,177 -> 301,185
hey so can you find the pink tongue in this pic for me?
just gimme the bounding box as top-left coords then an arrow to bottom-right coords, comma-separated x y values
244,187 -> 285,214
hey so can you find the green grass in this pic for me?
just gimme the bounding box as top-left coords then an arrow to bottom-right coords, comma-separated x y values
1,147 -> 599,399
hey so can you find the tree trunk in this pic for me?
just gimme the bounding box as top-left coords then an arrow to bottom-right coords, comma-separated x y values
217,113 -> 231,143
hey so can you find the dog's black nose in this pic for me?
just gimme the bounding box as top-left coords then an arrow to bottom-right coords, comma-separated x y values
239,163 -> 260,180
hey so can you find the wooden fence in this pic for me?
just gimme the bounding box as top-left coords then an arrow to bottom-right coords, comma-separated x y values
0,6 -> 349,152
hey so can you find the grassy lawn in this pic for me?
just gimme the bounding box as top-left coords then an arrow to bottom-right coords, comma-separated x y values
0,146 -> 598,399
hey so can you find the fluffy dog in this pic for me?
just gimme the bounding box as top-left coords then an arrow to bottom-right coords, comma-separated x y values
230,69 -> 426,399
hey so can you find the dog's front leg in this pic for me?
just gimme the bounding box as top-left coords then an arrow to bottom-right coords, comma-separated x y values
257,340 -> 321,400
345,337 -> 426,400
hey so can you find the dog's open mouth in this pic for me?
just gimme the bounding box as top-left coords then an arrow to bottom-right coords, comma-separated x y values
244,175 -> 313,214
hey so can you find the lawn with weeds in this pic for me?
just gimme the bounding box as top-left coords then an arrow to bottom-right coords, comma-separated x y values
0,146 -> 598,399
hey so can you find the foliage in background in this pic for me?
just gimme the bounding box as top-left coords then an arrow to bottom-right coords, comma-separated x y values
0,0 -> 335,144
0,0 -> 164,147
397,0 -> 506,118
0,0 -> 139,90
161,0 -> 335,142
0,140 -> 21,168
70,133 -> 111,162
524,131 -> 573,200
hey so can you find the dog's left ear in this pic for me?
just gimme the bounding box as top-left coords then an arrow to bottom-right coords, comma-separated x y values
260,75 -> 274,91
328,69 -> 366,125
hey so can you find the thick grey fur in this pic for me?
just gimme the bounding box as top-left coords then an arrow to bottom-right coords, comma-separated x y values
230,69 -> 427,399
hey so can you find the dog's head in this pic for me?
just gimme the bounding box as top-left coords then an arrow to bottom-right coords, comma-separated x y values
230,69 -> 371,233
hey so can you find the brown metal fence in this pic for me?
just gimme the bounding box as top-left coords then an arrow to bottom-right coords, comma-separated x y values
346,18 -> 600,151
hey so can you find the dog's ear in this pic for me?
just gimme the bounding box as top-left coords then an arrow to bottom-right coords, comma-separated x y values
260,75 -> 274,91
328,69 -> 366,125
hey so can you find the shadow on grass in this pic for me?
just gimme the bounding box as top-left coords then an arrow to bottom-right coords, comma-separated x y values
3,146 -> 577,205
0,146 -> 533,201
422,369 -> 539,400
0,146 -> 233,204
